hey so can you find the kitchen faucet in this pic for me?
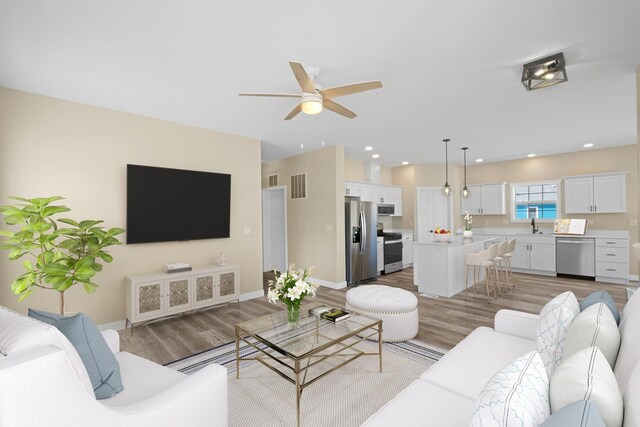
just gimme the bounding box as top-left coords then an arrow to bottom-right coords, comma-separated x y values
531,217 -> 539,234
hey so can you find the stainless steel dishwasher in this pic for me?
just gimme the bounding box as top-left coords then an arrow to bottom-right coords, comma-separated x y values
556,237 -> 595,279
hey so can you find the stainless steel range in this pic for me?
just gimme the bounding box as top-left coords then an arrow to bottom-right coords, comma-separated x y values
383,232 -> 403,274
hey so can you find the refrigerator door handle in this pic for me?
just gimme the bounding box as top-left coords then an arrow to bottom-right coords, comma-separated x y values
360,209 -> 367,255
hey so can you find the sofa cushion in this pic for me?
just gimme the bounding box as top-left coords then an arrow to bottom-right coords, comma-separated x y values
542,400 -> 605,427
29,309 -> 123,399
550,346 -> 622,427
361,379 -> 475,427
581,290 -> 620,324
0,306 -> 94,397
420,326 -> 535,399
614,287 -> 640,394
536,291 -> 580,377
471,351 -> 550,427
564,303 -> 620,368
103,352 -> 184,406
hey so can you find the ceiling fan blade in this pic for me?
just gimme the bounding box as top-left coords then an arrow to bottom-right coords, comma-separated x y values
289,61 -> 316,93
320,81 -> 383,99
239,93 -> 301,98
323,99 -> 357,119
284,103 -> 302,120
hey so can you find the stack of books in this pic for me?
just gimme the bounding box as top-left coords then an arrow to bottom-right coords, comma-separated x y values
309,305 -> 351,322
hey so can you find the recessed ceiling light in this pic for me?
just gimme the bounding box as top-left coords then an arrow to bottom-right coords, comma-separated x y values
402,161 -> 409,165
583,143 -> 594,148
372,154 -> 380,159
365,146 -> 373,151
527,154 -> 536,158
476,158 -> 484,163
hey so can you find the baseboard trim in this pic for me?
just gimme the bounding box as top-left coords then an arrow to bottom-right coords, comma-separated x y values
98,320 -> 126,331
239,290 -> 265,301
312,277 -> 347,290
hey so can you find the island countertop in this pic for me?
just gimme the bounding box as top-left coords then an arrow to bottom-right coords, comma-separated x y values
414,237 -> 498,247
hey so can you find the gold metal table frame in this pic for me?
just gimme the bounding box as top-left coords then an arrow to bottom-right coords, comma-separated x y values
234,302 -> 383,427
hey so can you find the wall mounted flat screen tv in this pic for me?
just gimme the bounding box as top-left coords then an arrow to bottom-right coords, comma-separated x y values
126,164 -> 231,244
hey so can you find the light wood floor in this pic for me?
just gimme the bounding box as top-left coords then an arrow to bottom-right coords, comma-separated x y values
119,268 -> 633,365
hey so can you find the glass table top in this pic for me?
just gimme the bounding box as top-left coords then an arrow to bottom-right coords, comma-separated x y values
235,301 -> 381,359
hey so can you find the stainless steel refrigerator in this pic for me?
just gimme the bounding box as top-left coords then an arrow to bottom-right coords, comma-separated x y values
345,198 -> 377,286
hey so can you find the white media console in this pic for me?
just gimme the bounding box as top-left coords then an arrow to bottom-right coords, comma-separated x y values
125,264 -> 240,330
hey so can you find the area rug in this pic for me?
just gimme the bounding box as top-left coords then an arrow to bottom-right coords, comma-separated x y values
167,338 -> 446,426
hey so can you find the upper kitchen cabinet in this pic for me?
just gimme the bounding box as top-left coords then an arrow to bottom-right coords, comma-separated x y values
564,173 -> 626,214
345,181 -> 403,216
460,183 -> 506,215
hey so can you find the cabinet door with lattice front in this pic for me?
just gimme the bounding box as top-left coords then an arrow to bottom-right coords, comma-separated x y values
192,273 -> 216,308
134,280 -> 164,320
215,269 -> 239,301
164,276 -> 192,314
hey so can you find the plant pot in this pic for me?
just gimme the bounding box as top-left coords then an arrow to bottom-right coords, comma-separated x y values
463,230 -> 473,238
287,305 -> 301,329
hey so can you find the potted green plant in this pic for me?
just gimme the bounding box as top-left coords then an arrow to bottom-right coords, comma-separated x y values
0,196 -> 125,315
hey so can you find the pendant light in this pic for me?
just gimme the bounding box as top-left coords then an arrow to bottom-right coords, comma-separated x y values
461,147 -> 469,198
442,139 -> 451,196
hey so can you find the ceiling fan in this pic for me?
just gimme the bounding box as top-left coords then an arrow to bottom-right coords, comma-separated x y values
239,61 -> 383,120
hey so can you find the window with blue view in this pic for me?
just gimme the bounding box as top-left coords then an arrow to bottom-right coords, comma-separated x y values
513,183 -> 558,221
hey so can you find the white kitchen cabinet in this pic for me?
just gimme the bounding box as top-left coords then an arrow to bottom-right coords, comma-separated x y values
344,181 -> 403,216
345,181 -> 361,197
402,233 -> 413,267
509,236 -> 555,274
595,237 -> 629,284
460,183 -> 506,215
564,173 -> 626,214
126,265 -> 240,328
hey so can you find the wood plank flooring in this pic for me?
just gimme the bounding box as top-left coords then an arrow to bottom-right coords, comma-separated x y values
119,269 -> 633,365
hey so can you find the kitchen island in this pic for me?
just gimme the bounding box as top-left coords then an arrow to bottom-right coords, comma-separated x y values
413,237 -> 498,297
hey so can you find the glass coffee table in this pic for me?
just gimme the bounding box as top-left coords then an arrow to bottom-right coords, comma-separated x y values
235,301 -> 383,427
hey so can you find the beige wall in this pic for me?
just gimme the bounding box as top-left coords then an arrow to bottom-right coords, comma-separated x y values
0,88 -> 263,324
391,145 -> 639,274
262,146 -> 346,283
344,158 -> 392,184
637,65 -> 640,275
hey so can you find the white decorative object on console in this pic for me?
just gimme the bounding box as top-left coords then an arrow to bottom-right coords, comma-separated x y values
216,251 -> 228,267
125,265 -> 239,330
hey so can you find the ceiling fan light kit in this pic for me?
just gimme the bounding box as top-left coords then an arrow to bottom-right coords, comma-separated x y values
521,52 -> 568,91
301,93 -> 323,115
240,61 -> 382,120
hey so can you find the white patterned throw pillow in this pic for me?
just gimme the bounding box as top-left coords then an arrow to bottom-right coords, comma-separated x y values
536,291 -> 580,377
471,351 -> 550,427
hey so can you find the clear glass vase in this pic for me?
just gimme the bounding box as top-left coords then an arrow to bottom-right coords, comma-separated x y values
287,304 -> 301,329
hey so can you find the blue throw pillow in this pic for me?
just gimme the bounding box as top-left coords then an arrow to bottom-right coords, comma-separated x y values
580,290 -> 620,324
542,400 -> 605,426
28,309 -> 124,399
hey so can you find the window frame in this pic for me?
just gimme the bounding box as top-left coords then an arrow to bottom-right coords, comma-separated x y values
510,180 -> 561,223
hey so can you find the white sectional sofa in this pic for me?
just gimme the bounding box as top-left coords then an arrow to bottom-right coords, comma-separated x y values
364,290 -> 640,426
0,307 -> 228,427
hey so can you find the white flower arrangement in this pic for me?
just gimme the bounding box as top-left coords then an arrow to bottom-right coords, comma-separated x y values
463,211 -> 473,231
267,265 -> 318,308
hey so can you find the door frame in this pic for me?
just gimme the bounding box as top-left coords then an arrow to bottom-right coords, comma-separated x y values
261,186 -> 288,273
415,187 -> 454,241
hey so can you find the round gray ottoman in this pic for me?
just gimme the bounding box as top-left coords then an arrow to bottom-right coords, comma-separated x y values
346,285 -> 419,342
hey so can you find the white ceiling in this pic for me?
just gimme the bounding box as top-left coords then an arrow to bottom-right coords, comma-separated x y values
1,1 -> 639,166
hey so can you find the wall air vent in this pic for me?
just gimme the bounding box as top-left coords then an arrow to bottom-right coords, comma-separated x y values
290,173 -> 307,200
268,174 -> 279,187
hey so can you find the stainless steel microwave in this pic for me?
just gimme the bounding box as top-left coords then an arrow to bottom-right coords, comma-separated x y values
377,204 -> 395,216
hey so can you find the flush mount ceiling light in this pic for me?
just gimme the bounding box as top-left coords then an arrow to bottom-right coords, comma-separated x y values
521,52 -> 568,91
402,161 -> 409,165
583,143 -> 594,148
365,146 -> 373,151
372,154 -> 380,159
442,139 -> 451,197
461,147 -> 469,198
476,158 -> 484,163
527,153 -> 536,158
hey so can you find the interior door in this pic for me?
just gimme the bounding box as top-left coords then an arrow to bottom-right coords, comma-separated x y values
261,187 -> 288,273
417,188 -> 452,241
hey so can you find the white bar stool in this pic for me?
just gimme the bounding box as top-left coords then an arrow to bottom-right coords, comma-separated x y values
493,240 -> 508,296
502,239 -> 517,290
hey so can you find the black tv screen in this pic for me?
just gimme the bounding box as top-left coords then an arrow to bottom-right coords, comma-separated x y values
126,164 -> 231,244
